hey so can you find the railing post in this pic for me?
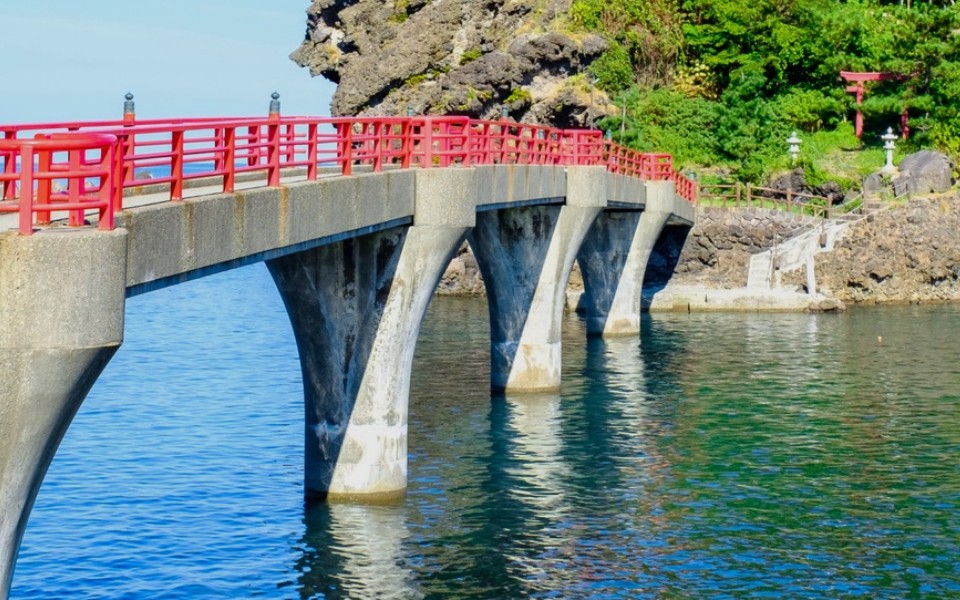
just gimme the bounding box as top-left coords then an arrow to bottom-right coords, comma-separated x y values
224,127 -> 237,193
338,122 -> 354,176
18,145 -> 34,235
171,130 -> 184,200
372,120 -> 383,172
3,130 -> 17,200
267,121 -> 280,187
247,126 -> 259,167
112,133 -> 128,212
307,122 -> 319,180
423,118 -> 434,167
67,147 -> 83,227
400,119 -> 412,169
35,138 -> 52,225
98,143 -> 115,231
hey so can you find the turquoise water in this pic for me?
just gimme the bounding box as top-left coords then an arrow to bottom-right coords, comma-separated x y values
11,264 -> 960,598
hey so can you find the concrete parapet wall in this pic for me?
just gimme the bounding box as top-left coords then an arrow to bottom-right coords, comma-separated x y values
122,171 -> 417,292
475,165 -> 566,208
608,173 -> 646,207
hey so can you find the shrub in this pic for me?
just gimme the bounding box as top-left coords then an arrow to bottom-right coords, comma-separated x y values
589,42 -> 634,93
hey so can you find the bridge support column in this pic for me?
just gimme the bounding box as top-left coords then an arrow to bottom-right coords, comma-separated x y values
0,230 -> 127,600
469,167 -> 604,393
267,170 -> 472,501
578,181 -> 674,336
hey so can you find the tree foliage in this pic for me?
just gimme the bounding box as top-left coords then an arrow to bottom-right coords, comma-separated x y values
577,0 -> 960,179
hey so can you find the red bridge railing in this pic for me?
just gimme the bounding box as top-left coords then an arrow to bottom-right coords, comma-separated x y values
0,115 -> 696,235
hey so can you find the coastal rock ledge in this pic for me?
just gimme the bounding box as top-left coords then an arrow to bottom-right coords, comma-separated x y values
658,193 -> 960,307
435,194 -> 960,311
785,195 -> 960,305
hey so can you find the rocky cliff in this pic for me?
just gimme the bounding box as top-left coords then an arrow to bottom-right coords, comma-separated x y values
291,0 -> 611,125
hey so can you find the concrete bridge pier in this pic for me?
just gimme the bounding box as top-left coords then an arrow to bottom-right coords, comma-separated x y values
0,230 -> 127,599
267,170 -> 472,501
578,181 -> 675,336
469,167 -> 605,393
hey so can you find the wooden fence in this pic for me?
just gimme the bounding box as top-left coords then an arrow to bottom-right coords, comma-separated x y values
697,182 -> 863,219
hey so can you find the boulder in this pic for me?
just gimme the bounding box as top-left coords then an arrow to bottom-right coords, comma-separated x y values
863,172 -> 884,193
767,168 -> 843,203
896,150 -> 954,194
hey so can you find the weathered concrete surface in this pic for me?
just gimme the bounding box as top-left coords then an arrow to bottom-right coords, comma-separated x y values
474,165 -> 566,209
470,167 -> 604,392
267,168 -> 473,500
0,229 -> 127,599
122,170 -> 417,294
607,172 -> 646,207
578,181 -> 674,336
268,223 -> 467,500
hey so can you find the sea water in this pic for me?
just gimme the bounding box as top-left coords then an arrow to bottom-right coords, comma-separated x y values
11,263 -> 960,598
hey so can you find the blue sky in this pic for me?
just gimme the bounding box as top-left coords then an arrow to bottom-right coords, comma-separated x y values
1,0 -> 335,123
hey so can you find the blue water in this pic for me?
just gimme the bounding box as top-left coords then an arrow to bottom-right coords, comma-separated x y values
10,264 -> 960,598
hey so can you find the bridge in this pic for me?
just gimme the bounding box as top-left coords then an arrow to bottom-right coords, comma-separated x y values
0,105 -> 696,598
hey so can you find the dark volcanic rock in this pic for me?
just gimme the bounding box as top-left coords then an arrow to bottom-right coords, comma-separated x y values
896,150 -> 954,195
291,0 -> 610,125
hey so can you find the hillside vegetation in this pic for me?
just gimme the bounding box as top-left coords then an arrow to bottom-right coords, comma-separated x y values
575,0 -> 960,182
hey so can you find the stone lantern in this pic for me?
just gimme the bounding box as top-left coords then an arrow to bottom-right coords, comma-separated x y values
787,131 -> 802,164
881,127 -> 897,173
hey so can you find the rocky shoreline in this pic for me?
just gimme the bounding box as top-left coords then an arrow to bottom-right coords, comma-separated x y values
437,192 -> 960,312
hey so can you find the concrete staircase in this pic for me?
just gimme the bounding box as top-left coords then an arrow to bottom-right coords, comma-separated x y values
746,218 -> 853,291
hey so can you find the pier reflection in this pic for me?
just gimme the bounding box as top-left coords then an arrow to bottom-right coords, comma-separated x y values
294,502 -> 421,600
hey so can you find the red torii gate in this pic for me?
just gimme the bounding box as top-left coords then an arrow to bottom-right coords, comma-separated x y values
841,71 -> 908,140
